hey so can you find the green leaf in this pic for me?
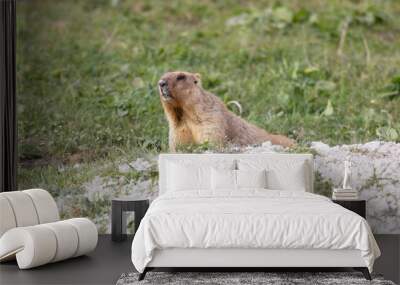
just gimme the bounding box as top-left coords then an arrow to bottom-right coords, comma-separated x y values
117,109 -> 129,117
273,7 -> 293,23
322,100 -> 334,116
316,80 -> 336,91
293,9 -> 310,23
376,127 -> 398,141
303,66 -> 320,74
225,13 -> 250,27
380,75 -> 400,100
132,77 -> 145,88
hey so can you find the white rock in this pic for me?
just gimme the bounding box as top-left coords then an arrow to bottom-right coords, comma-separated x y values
130,158 -> 152,172
310,140 -> 400,234
118,163 -> 131,173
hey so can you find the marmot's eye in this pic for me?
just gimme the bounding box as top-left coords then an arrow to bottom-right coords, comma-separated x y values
177,74 -> 186,81
194,80 -> 198,84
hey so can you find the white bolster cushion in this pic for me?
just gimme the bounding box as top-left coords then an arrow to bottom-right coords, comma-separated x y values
64,218 -> 98,257
23,189 -> 60,224
0,191 -> 39,227
0,196 -> 17,237
0,226 -> 57,269
0,218 -> 98,269
42,221 -> 79,262
0,189 -> 59,237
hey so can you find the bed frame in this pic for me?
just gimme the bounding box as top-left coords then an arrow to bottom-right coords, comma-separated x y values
139,267 -> 371,281
138,248 -> 371,280
138,154 -> 372,281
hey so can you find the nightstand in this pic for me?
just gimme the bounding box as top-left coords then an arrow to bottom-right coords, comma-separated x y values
332,199 -> 366,218
111,197 -> 149,242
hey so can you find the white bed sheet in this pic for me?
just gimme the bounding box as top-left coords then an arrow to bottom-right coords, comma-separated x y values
131,190 -> 380,273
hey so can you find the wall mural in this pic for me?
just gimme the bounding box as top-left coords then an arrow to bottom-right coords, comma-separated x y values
17,1 -> 400,234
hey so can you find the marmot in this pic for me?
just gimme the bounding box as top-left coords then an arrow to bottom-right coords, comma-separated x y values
158,71 -> 295,151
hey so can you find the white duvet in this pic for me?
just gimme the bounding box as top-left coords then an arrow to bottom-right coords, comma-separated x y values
131,190 -> 380,273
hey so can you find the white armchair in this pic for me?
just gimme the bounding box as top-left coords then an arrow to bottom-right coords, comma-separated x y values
0,189 -> 98,269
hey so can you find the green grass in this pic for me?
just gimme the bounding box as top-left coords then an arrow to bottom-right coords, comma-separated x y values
17,1 -> 400,192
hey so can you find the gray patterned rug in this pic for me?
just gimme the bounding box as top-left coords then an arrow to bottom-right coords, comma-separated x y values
116,272 -> 395,285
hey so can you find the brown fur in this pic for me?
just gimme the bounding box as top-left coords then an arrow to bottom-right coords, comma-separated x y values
158,71 -> 295,151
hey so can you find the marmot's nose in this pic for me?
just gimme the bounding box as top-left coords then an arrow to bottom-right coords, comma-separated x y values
158,80 -> 167,88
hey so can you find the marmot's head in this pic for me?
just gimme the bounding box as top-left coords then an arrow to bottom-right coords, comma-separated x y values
158,71 -> 202,105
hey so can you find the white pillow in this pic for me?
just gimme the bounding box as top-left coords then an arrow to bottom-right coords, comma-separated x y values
167,162 -> 210,191
236,169 -> 267,189
238,159 -> 308,191
211,168 -> 236,191
211,168 -> 268,192
165,159 -> 236,192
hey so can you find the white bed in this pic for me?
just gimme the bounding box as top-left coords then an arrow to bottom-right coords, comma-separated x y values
131,153 -> 380,280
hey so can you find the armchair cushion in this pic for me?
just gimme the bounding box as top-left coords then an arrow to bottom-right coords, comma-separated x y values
0,218 -> 98,269
0,189 -> 59,236
0,189 -> 98,269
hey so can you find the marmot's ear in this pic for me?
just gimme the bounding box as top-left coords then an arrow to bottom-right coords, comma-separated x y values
194,73 -> 201,85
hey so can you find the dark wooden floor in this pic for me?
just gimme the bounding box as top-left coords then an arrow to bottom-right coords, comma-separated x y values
0,235 -> 134,285
0,235 -> 399,285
